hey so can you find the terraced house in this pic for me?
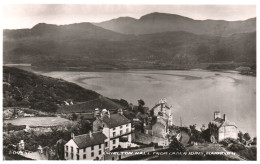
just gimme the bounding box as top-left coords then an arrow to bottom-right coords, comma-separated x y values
93,108 -> 132,151
64,132 -> 108,160
64,108 -> 132,160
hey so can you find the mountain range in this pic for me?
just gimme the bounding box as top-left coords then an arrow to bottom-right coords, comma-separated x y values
3,12 -> 256,70
95,12 -> 256,36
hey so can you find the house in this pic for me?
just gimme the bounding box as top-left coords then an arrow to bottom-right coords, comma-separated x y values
152,116 -> 168,138
151,98 -> 173,126
208,111 -> 238,143
21,145 -> 49,160
56,139 -> 67,160
93,109 -> 132,151
64,131 -> 107,160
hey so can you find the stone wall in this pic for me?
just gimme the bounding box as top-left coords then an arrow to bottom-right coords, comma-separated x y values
134,132 -> 169,146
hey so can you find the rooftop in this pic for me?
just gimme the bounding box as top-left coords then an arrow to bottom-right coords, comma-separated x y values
103,113 -> 130,128
211,118 -> 237,128
73,131 -> 107,149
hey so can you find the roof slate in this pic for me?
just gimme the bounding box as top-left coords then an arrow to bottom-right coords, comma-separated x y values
103,113 -> 130,128
73,131 -> 107,149
211,118 -> 237,128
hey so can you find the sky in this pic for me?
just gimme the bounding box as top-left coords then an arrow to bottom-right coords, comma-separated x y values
3,4 -> 256,29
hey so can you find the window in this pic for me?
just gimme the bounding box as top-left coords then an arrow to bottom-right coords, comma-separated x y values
113,127 -> 116,130
71,153 -> 73,159
66,146 -> 68,151
120,130 -> 123,135
83,148 -> 86,152
113,146 -> 116,149
120,125 -> 122,129
113,140 -> 116,144
112,157 -> 115,160
91,152 -> 94,157
91,146 -> 94,150
99,150 -> 102,155
99,144 -> 101,149
126,128 -> 129,133
66,152 -> 68,157
77,155 -> 79,160
126,124 -> 129,127
83,154 -> 86,159
77,148 -> 79,154
105,142 -> 108,147
71,147 -> 73,152
113,132 -> 116,137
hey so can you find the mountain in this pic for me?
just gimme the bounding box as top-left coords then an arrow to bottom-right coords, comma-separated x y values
95,12 -> 256,36
4,22 -> 126,41
3,12 -> 256,70
3,66 -> 125,112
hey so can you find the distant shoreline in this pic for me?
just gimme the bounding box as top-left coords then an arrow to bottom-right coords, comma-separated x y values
3,63 -> 256,77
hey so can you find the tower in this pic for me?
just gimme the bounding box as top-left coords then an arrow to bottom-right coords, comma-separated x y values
214,111 -> 221,120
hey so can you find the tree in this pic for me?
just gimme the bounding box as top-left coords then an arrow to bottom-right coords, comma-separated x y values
190,124 -> 205,143
137,99 -> 145,114
238,131 -> 244,143
243,133 -> 251,142
138,99 -> 145,106
169,137 -> 186,152
71,113 -> 78,121
251,137 -> 256,145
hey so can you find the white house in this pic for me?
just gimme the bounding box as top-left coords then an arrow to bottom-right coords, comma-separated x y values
151,98 -> 173,126
64,131 -> 107,160
93,109 -> 132,151
209,111 -> 238,143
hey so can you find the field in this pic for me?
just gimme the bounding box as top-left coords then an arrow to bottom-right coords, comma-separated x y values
4,117 -> 71,127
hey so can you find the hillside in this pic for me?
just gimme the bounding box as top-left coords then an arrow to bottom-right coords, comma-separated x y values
3,12 -> 256,70
3,67 -> 124,112
95,12 -> 256,36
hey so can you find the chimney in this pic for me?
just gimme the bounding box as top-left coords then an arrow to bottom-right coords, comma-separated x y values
107,110 -> 110,118
214,111 -> 221,120
71,133 -> 75,139
94,108 -> 100,118
18,140 -> 25,151
89,131 -> 93,138
223,114 -> 227,121
118,109 -> 123,115
38,145 -> 43,154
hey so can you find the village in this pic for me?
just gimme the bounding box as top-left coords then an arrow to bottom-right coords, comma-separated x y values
3,97 -> 257,160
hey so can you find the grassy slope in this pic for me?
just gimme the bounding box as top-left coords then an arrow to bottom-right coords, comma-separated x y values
3,66 -> 124,112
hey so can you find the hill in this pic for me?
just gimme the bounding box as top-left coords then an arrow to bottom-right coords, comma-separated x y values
57,96 -> 123,114
3,67 -> 125,112
3,13 -> 256,70
95,12 -> 256,36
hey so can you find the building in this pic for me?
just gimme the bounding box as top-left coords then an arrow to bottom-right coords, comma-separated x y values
56,139 -> 67,160
93,109 -> 132,151
64,131 -> 107,160
209,111 -> 238,143
21,145 -> 49,160
151,98 -> 173,126
152,116 -> 168,138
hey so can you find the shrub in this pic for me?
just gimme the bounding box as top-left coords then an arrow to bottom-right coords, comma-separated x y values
228,143 -> 246,152
169,137 -> 186,152
219,138 -> 239,147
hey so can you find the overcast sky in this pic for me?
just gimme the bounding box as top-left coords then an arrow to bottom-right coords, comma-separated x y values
3,4 -> 256,29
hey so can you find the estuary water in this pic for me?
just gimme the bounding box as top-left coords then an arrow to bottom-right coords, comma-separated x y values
40,70 -> 256,137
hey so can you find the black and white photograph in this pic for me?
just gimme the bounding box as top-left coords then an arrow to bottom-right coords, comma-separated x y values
2,1 -> 258,161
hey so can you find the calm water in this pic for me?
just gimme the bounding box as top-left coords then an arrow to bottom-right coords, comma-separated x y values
41,70 -> 256,137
